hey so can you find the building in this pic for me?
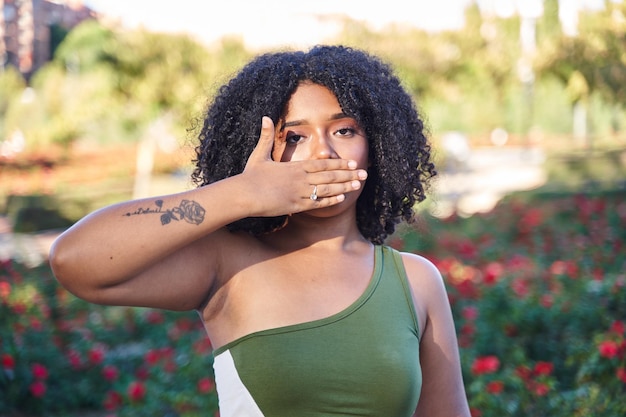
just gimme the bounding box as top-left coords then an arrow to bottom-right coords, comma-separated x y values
1,0 -> 96,80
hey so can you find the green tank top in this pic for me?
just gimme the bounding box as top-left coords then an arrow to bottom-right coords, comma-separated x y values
212,245 -> 422,416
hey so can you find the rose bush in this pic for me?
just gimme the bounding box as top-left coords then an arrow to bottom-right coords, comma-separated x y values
0,260 -> 218,416
394,190 -> 626,416
1,189 -> 624,416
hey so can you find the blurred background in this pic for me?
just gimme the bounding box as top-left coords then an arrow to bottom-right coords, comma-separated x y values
1,0 -> 625,251
1,1 -> 625,416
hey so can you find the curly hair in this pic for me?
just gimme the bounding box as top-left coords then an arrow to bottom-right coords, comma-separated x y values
191,45 -> 436,244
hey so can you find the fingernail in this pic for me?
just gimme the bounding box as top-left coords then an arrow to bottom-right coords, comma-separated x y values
337,194 -> 345,202
262,116 -> 271,128
358,170 -> 368,180
348,160 -> 357,169
352,180 -> 361,189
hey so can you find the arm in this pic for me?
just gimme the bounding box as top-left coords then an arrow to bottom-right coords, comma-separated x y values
401,253 -> 471,417
50,117 -> 366,310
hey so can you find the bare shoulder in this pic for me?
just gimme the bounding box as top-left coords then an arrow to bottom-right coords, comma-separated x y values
396,251 -> 448,338
398,251 -> 446,295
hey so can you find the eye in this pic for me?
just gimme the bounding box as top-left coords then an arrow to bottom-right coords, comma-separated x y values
335,127 -> 357,137
286,133 -> 305,144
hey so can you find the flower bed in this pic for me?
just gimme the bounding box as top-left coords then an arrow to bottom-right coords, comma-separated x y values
393,190 -> 626,416
1,190 -> 625,416
0,261 -> 218,416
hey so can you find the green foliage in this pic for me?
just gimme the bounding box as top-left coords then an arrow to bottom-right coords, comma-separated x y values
0,67 -> 26,113
393,190 -> 626,417
536,1 -> 626,106
53,20 -> 119,73
1,21 -> 251,150
544,147 -> 626,189
3,194 -> 74,233
0,67 -> 27,139
2,5 -> 625,153
0,261 -> 218,416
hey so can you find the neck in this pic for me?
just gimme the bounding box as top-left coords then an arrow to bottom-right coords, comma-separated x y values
265,210 -> 369,252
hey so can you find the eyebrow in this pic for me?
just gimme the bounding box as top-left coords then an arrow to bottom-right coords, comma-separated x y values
281,112 -> 351,130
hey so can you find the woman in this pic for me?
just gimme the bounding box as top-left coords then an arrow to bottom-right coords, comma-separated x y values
50,45 -> 470,417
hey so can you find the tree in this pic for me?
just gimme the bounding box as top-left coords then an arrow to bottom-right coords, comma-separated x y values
535,1 -> 626,137
0,67 -> 27,139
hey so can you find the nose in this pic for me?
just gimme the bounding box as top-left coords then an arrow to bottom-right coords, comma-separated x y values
311,132 -> 339,160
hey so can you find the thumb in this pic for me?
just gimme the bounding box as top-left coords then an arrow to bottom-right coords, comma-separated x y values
248,116 -> 276,162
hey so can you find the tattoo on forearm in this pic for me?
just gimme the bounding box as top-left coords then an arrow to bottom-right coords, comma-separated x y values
124,199 -> 205,226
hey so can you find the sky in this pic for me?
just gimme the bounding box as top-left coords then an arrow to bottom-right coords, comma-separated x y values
84,0 -> 608,49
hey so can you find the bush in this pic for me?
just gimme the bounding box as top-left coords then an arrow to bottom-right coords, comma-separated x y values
4,195 -> 75,233
393,190 -> 626,416
0,261 -> 218,416
1,190 -> 624,416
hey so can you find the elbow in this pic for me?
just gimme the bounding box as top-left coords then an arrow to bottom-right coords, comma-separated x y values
49,236 -> 70,287
49,237 -> 98,303
49,237 -> 79,293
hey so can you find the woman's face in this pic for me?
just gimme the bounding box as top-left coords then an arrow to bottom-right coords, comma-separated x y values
272,83 -> 368,170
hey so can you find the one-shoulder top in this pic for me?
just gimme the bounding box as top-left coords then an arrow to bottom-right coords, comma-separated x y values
212,245 -> 422,417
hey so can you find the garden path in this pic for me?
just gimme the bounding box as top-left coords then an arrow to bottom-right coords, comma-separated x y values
431,146 -> 546,217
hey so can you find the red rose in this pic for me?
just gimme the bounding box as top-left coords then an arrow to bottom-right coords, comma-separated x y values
610,321 -> 625,335
540,294 -> 554,308
145,310 -> 165,324
144,349 -> 160,365
511,278 -> 530,298
193,338 -> 213,355
483,262 -> 503,285
0,281 -> 10,299
470,407 -> 482,417
518,208 -> 543,232
29,380 -> 47,398
89,348 -> 105,365
67,349 -> 82,369
616,367 -> 626,384
1,353 -> 15,370
128,381 -> 146,402
462,306 -> 479,321
31,363 -> 48,380
515,365 -> 532,381
102,365 -> 119,382
12,302 -> 27,314
486,380 -> 504,394
532,382 -> 550,396
197,377 -> 215,394
103,390 -> 124,411
471,356 -> 500,375
533,361 -> 554,376
599,340 -> 619,358
30,318 -> 43,331
176,317 -> 195,331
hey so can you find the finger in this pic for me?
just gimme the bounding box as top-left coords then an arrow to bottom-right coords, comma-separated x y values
309,180 -> 363,200
308,168 -> 368,185
248,116 -> 275,162
308,193 -> 347,207
302,158 -> 359,173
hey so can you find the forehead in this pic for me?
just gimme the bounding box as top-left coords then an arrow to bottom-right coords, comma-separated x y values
283,83 -> 342,116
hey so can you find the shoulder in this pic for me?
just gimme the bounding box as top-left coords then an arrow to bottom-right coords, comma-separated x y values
398,251 -> 440,278
394,250 -> 449,333
397,251 -> 445,296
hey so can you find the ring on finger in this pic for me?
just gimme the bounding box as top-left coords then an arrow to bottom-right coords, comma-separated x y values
310,185 -> 318,201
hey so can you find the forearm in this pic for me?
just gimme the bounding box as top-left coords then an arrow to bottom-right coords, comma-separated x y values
50,176 -> 250,294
